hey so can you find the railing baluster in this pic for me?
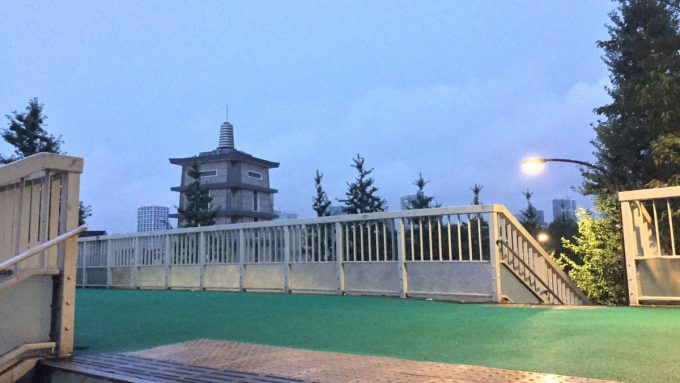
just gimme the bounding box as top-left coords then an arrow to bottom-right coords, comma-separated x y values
653,200 -> 661,256
447,215 -> 453,261
668,199 -> 676,256
428,218 -> 433,261
419,218 -> 424,261
457,215 -> 462,261
467,214 -> 473,261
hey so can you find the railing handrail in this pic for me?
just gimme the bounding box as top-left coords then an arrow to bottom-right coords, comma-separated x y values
493,205 -> 589,304
618,186 -> 680,202
78,204 -> 501,241
0,152 -> 84,187
0,225 -> 87,271
496,238 -> 563,304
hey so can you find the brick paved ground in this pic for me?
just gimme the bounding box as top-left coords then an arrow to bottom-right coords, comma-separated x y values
131,340 -> 623,383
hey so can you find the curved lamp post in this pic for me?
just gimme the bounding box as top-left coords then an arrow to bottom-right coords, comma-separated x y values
521,157 -> 606,176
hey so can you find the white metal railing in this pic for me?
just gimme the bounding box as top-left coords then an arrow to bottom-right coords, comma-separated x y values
78,205 -> 588,305
0,153 -> 83,381
620,186 -> 680,305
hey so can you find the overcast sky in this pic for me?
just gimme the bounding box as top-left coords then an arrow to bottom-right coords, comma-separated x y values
0,1 -> 614,233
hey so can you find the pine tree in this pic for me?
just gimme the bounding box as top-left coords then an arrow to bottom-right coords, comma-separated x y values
568,0 -> 680,304
177,162 -> 217,227
471,184 -> 483,205
2,98 -> 91,225
519,189 -> 542,236
407,173 -> 438,209
312,170 -> 332,217
339,154 -> 386,214
79,202 -> 93,226
1,98 -> 62,164
584,0 -> 680,195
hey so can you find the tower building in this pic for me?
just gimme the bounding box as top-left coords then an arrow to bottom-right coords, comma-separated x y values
169,119 -> 279,227
137,206 -> 171,232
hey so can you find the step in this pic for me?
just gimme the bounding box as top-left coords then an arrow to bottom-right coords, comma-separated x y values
38,354 -> 307,383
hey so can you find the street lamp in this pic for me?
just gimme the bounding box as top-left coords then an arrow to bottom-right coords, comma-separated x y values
521,157 -> 606,176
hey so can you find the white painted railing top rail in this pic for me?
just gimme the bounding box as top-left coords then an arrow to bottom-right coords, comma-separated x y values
619,186 -> 680,305
79,204 -> 588,305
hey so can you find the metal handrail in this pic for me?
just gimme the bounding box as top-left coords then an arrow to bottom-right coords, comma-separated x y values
0,225 -> 87,271
496,238 -> 564,304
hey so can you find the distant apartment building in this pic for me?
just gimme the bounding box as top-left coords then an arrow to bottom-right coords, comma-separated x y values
170,119 -> 279,227
137,206 -> 171,232
274,211 -> 298,220
552,198 -> 577,222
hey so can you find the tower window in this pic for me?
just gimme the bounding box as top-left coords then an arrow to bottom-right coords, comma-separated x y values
253,191 -> 259,212
199,169 -> 217,177
247,171 -> 262,180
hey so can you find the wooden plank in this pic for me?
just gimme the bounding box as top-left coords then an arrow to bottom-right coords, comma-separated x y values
0,152 -> 83,186
619,186 -> 680,202
56,171 -> 80,357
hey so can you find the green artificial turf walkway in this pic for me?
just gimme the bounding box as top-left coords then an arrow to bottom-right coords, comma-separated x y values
75,289 -> 680,383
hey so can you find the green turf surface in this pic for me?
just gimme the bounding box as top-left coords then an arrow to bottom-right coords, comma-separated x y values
75,289 -> 680,383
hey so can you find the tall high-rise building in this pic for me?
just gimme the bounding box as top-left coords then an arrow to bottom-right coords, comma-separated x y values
552,198 -> 577,222
170,118 -> 279,227
137,206 -> 171,232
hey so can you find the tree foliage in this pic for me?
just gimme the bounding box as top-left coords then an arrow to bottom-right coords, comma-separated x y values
177,162 -> 217,227
2,98 -> 91,224
519,189 -> 542,236
559,198 -> 627,305
584,0 -> 680,194
407,173 -> 439,209
568,1 -> 680,305
1,98 -> 62,164
79,202 -> 92,226
471,184 -> 483,205
339,154 -> 386,214
546,212 -> 579,269
312,170 -> 332,217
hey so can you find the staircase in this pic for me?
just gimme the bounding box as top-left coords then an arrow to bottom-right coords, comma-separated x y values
494,206 -> 589,305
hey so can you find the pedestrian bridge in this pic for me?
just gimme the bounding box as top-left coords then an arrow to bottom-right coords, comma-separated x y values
77,204 -> 588,305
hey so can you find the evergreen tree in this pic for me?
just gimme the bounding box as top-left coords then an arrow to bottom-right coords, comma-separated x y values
1,98 -> 62,164
568,1 -> 680,304
177,162 -> 217,227
79,202 -> 92,226
312,170 -> 331,217
339,154 -> 386,214
471,184 -> 483,205
2,98 -> 91,224
407,173 -> 439,209
584,0 -> 680,194
519,189 -> 542,236
547,210 -> 579,268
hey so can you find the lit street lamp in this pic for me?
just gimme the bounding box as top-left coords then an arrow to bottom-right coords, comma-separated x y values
521,157 -> 606,176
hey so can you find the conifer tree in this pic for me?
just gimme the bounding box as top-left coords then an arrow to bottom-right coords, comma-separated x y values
312,170 -> 331,217
1,98 -> 62,164
584,0 -> 680,194
177,162 -> 217,227
339,154 -> 386,214
2,98 -> 91,225
567,0 -> 680,304
519,189 -> 542,236
471,184 -> 483,205
407,173 -> 438,209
